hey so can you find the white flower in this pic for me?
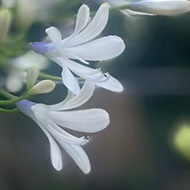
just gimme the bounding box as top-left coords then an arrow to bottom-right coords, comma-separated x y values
106,0 -> 190,16
12,51 -> 49,70
31,3 -> 126,95
16,82 -> 110,173
5,51 -> 49,93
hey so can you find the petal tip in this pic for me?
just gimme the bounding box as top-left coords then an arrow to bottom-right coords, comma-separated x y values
54,164 -> 63,171
82,164 -> 91,174
80,4 -> 90,10
102,3 -> 110,8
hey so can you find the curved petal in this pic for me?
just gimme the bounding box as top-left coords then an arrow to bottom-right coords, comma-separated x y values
58,82 -> 95,110
59,57 -> 100,75
65,36 -> 125,61
49,90 -> 74,111
61,66 -> 80,95
45,26 -> 62,46
64,53 -> 89,64
35,120 -> 63,171
50,109 -> 110,133
32,104 -> 88,145
94,74 -> 124,92
46,120 -> 89,145
56,57 -> 123,93
63,3 -> 109,47
59,142 -> 91,174
122,9 -> 155,16
73,4 -> 90,35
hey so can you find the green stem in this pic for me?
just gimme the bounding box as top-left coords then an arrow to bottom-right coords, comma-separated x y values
0,89 -> 16,99
118,4 -> 130,10
0,89 -> 31,105
39,72 -> 62,82
0,107 -> 19,113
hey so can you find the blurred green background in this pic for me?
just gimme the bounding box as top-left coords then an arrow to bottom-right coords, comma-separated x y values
1,0 -> 190,190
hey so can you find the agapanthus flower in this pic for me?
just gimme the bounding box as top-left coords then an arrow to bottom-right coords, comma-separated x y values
31,3 -> 125,95
106,0 -> 190,16
16,82 -> 110,173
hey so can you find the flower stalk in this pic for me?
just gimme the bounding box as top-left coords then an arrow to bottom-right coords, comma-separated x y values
39,72 -> 62,82
0,90 -> 31,106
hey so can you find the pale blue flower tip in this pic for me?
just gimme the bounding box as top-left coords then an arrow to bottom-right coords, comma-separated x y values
30,42 -> 53,54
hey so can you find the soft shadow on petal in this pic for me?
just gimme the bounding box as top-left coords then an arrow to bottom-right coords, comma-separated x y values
94,74 -> 124,92
46,120 -> 88,145
58,82 -> 95,110
61,66 -> 80,95
59,57 -> 100,75
65,3 -> 109,47
50,109 -> 110,133
73,4 -> 90,35
59,142 -> 91,174
36,120 -> 63,171
65,36 -> 125,61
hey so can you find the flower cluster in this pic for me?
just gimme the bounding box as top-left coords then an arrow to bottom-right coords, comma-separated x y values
0,0 -> 189,174
16,3 -> 125,173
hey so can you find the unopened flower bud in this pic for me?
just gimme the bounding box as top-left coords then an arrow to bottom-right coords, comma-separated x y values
114,0 -> 190,16
128,0 -> 190,16
0,8 -> 12,43
16,0 -> 37,28
29,80 -> 55,95
26,67 -> 40,90
174,125 -> 190,161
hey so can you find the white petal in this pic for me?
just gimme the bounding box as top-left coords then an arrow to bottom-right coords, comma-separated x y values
50,109 -> 110,133
45,26 -> 62,46
73,5 -> 90,35
49,90 -> 74,111
65,36 -> 125,61
122,9 -> 155,16
64,53 -> 89,64
61,66 -> 80,95
58,82 -> 95,110
56,57 -> 123,92
46,120 -> 89,145
35,120 -> 63,171
64,3 -> 109,47
32,104 -> 88,145
65,59 -> 123,92
94,74 -> 124,92
59,142 -> 91,174
59,57 -> 100,75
